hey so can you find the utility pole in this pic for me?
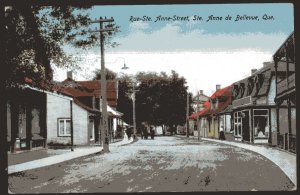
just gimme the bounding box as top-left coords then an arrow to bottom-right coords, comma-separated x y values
197,91 -> 201,141
186,91 -> 189,138
89,17 -> 115,153
132,83 -> 137,139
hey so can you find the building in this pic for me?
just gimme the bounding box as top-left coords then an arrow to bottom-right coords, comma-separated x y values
273,32 -> 296,153
6,84 -> 48,152
191,100 -> 211,137
190,85 -> 232,139
231,60 -> 293,144
217,104 -> 234,140
53,72 -> 123,144
206,85 -> 233,139
46,89 -> 101,147
188,90 -> 209,136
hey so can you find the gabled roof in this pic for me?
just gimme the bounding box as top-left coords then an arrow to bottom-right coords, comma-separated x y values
189,101 -> 210,119
73,98 -> 100,114
210,85 -> 232,100
189,85 -> 233,118
54,78 -> 118,107
208,85 -> 232,115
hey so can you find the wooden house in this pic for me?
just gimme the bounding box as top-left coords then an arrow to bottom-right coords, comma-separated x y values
273,32 -> 296,153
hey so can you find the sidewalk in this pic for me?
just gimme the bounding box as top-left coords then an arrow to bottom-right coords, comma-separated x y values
183,135 -> 296,187
8,138 -> 134,175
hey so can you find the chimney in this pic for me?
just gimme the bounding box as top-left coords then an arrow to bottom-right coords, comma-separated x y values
251,69 -> 257,75
67,71 -> 73,80
216,84 -> 221,91
199,90 -> 203,95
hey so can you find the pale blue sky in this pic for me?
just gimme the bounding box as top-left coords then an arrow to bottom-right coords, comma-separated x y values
85,3 -> 294,52
57,3 -> 294,95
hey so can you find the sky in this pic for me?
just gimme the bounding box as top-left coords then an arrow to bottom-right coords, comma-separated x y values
53,3 -> 294,96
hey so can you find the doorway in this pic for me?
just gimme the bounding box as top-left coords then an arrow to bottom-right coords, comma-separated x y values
242,110 -> 250,142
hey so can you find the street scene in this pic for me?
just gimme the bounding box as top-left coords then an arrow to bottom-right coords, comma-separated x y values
2,2 -> 296,193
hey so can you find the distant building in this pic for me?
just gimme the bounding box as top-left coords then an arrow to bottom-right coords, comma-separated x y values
205,85 -> 232,139
188,90 -> 209,136
190,85 -> 232,139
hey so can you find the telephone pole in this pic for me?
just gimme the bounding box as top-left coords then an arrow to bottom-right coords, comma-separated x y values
186,91 -> 189,138
197,91 -> 201,140
132,84 -> 137,139
89,17 -> 115,153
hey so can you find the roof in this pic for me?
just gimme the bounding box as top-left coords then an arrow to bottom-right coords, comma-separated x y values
273,32 -> 294,63
189,101 -> 210,119
210,85 -> 233,100
54,79 -> 118,107
73,98 -> 100,114
77,80 -> 117,99
189,85 -> 232,118
218,104 -> 233,114
232,62 -> 283,100
22,77 -> 119,115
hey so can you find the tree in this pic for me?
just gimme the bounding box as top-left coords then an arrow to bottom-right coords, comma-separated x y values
123,70 -> 194,133
2,4 -> 119,193
116,75 -> 134,125
93,68 -> 117,80
3,4 -> 119,87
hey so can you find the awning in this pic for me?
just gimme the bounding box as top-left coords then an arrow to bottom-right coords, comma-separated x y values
107,105 -> 123,117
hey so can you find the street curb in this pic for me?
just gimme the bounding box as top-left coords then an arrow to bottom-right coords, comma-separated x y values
8,139 -> 135,175
199,137 -> 297,188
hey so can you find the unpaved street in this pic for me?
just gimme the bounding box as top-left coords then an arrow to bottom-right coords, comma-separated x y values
9,136 -> 294,193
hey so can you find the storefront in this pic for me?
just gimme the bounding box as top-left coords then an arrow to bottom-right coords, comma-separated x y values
231,60 -> 278,145
233,107 -> 271,143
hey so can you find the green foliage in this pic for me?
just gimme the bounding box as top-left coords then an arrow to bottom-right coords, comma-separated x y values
3,5 -> 119,88
117,75 -> 134,125
93,68 -> 117,80
117,71 -> 193,128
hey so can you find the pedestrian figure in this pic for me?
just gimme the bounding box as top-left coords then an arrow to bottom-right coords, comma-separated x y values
150,126 -> 155,139
126,127 -> 132,140
219,126 -> 225,140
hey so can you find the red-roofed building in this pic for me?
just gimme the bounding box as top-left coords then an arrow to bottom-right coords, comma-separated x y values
189,85 -> 233,139
186,90 -> 209,136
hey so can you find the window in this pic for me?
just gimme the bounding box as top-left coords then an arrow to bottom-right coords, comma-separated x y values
58,119 -> 71,136
234,112 -> 242,137
253,109 -> 269,138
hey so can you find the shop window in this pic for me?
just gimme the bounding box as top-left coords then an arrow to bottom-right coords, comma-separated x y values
234,112 -> 242,137
253,109 -> 269,138
58,119 -> 71,136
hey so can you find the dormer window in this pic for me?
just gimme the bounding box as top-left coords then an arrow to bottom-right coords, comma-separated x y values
233,85 -> 239,99
257,74 -> 264,88
247,78 -> 254,95
240,83 -> 245,97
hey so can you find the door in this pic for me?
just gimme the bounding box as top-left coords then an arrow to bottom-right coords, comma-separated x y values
242,110 -> 250,142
